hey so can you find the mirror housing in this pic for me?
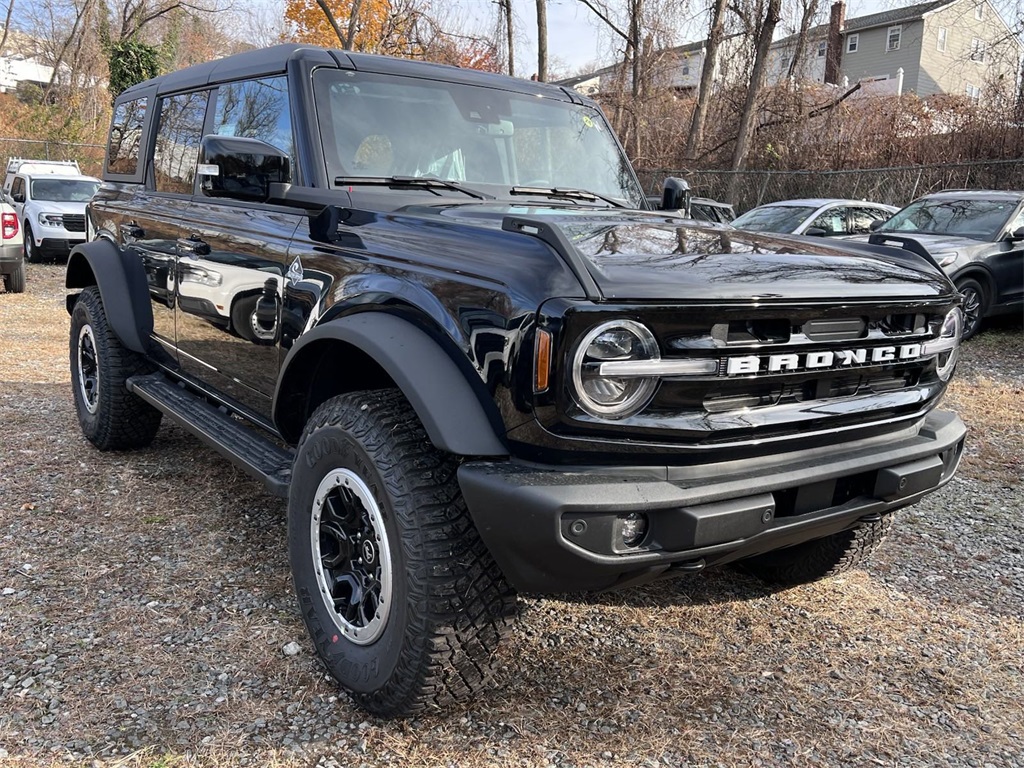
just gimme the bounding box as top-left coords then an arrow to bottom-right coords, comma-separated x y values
1007,226 -> 1024,242
198,135 -> 290,203
868,219 -> 885,232
803,227 -> 827,237
661,177 -> 691,217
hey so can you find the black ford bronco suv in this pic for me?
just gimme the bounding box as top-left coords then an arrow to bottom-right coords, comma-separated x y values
67,45 -> 967,716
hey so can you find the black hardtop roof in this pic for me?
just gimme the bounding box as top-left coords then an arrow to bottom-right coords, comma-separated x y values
119,43 -> 583,104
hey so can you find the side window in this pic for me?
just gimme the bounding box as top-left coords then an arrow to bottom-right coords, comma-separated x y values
154,90 -> 210,194
213,77 -> 293,156
11,177 -> 24,200
809,208 -> 848,235
108,97 -> 148,176
850,207 -> 890,234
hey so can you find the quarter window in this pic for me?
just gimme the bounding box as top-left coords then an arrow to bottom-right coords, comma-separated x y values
846,34 -> 859,54
213,77 -> 293,156
107,97 -> 148,176
937,27 -> 947,52
154,90 -> 210,194
887,26 -> 901,52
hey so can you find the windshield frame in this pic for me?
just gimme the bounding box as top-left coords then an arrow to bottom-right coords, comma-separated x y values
877,196 -> 1021,242
311,67 -> 646,209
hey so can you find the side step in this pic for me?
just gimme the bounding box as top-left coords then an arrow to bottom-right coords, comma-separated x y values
127,373 -> 293,498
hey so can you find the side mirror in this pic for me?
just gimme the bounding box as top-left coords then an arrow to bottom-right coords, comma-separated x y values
198,135 -> 290,203
11,191 -> 24,203
803,227 -> 827,237
1007,226 -> 1024,242
661,177 -> 691,217
869,219 -> 884,232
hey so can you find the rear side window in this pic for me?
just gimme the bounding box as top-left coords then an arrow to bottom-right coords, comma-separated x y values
213,77 -> 293,156
107,97 -> 148,176
154,90 -> 210,194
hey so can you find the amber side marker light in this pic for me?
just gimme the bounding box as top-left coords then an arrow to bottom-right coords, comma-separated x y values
534,329 -> 552,393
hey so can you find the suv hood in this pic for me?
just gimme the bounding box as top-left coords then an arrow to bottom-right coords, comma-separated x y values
414,204 -> 952,302
27,200 -> 87,216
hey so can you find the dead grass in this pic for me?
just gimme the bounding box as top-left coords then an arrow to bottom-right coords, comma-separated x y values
1,264 -> 1022,767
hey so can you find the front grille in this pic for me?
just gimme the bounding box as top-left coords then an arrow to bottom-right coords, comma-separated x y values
62,214 -> 86,232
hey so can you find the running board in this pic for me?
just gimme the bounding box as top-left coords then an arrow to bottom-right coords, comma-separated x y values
127,373 -> 293,497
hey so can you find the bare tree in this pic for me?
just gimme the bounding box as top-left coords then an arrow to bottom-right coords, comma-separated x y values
684,0 -> 728,161
785,0 -> 821,80
536,0 -> 547,81
0,1 -> 15,58
730,0 -> 782,180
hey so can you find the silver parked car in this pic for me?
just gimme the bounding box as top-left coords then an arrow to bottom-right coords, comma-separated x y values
867,190 -> 1024,339
732,198 -> 898,238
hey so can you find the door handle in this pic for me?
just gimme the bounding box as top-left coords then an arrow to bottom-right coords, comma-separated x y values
120,222 -> 145,240
176,236 -> 210,257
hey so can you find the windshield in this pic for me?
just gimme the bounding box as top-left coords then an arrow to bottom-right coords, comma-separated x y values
30,178 -> 99,203
732,204 -> 817,233
313,70 -> 645,208
878,197 -> 1018,241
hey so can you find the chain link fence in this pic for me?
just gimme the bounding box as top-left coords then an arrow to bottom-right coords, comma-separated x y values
635,160 -> 1024,214
1,138 -> 106,178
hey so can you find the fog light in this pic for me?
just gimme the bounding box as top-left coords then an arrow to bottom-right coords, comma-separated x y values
618,511 -> 648,548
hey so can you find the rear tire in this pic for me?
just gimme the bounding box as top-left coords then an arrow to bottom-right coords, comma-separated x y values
5,261 -> 25,293
738,515 -> 893,587
289,389 -> 517,717
955,276 -> 987,341
69,286 -> 162,450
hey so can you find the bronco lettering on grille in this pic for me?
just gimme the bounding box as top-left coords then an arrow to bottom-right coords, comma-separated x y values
726,344 -> 923,376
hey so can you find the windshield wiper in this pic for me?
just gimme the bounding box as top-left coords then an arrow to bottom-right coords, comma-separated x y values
334,175 -> 493,200
509,186 -> 627,208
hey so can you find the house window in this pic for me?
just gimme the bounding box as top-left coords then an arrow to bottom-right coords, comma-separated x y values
817,41 -> 827,58
966,83 -> 981,100
781,55 -> 791,71
974,2 -> 984,20
887,26 -> 902,52
970,38 -> 987,62
847,34 -> 859,53
937,27 -> 947,52
681,59 -> 690,76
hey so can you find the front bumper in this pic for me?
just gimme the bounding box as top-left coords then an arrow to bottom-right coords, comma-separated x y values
459,409 -> 965,593
38,237 -> 85,258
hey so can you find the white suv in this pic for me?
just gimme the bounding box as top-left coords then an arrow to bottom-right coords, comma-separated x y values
4,160 -> 100,262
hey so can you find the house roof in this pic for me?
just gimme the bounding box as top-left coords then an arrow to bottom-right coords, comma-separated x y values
845,0 -> 957,32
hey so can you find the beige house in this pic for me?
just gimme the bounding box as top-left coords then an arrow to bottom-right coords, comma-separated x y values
769,0 -> 1022,99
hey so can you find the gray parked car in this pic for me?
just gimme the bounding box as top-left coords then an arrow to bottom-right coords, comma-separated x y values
732,198 -> 898,238
868,190 -> 1024,339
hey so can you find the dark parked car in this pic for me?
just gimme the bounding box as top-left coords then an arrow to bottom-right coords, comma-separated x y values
65,44 -> 966,716
868,190 -> 1024,339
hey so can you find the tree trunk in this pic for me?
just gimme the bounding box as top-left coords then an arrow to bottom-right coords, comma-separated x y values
535,0 -> 547,81
502,0 -> 514,76
345,0 -> 364,49
787,0 -> 820,80
0,1 -> 15,59
684,0 -> 728,161
729,0 -> 782,186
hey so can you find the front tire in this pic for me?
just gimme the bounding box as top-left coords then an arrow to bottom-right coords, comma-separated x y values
738,515 -> 893,587
289,390 -> 517,717
956,276 -> 988,341
69,286 -> 162,450
23,224 -> 39,263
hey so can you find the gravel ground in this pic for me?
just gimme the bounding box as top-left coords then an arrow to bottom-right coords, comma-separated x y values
1,264 -> 1022,768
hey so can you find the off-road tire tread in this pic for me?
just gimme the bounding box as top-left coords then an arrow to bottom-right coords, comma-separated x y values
6,261 -> 25,292
740,515 -> 893,586
70,286 -> 162,450
299,389 -> 517,716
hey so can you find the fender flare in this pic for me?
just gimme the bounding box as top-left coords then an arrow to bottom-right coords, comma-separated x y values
276,313 -> 509,457
66,239 -> 153,354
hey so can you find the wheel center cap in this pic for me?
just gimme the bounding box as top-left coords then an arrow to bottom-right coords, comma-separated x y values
361,539 -> 376,565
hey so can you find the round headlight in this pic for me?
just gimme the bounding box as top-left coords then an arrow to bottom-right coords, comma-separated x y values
571,320 -> 659,419
936,307 -> 962,382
